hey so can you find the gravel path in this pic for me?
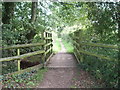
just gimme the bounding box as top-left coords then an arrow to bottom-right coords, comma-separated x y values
36,41 -> 98,88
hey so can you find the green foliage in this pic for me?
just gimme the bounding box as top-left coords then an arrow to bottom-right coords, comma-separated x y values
2,61 -> 18,74
1,68 -> 47,88
62,39 -> 74,53
48,3 -> 119,88
1,1 -> 119,88
50,2 -> 119,44
78,41 -> 118,87
80,55 -> 118,88
87,2 -> 119,44
2,2 -> 47,57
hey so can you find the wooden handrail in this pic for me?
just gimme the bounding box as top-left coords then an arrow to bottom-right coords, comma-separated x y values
74,44 -> 116,61
73,41 -> 79,47
45,47 -> 52,55
0,50 -> 45,62
0,42 -> 45,50
71,30 -> 118,63
45,31 -> 52,34
79,42 -> 118,49
45,42 -> 52,47
45,37 -> 52,40
79,49 -> 115,61
1,31 -> 53,75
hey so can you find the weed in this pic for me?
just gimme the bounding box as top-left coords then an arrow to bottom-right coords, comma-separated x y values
2,68 -> 48,88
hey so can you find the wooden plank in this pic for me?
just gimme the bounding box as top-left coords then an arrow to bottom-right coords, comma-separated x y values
74,44 -> 116,61
45,37 -> 52,40
74,46 -> 80,55
45,42 -> 52,47
73,41 -> 79,47
0,43 -> 45,50
79,49 -> 116,61
74,52 -> 80,64
79,42 -> 118,49
8,54 -> 54,76
45,47 -> 52,55
74,46 -> 80,63
3,53 -> 53,76
45,31 -> 52,34
73,41 -> 118,49
0,50 -> 45,62
44,53 -> 53,66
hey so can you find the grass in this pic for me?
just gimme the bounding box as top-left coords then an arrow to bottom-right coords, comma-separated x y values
34,68 -> 47,82
53,38 -> 61,53
62,40 -> 74,53
70,85 -> 77,88
27,68 -> 48,88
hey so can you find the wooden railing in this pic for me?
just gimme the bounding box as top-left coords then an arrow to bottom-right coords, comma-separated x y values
44,31 -> 53,62
70,30 -> 119,87
70,30 -> 119,63
0,31 -> 53,75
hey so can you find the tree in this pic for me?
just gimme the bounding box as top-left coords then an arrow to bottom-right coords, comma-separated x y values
2,2 -> 15,24
25,2 -> 37,43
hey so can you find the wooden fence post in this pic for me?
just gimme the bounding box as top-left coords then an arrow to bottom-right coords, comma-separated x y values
41,31 -> 45,68
79,30 -> 83,62
44,32 -> 47,60
75,31 -> 80,61
17,48 -> 20,71
51,33 -> 53,55
72,33 -> 75,52
45,32 -> 48,59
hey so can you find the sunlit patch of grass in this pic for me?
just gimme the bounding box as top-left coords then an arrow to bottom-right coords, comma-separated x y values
33,68 -> 47,82
53,38 -> 61,53
27,68 -> 48,88
70,85 -> 77,88
62,40 -> 74,53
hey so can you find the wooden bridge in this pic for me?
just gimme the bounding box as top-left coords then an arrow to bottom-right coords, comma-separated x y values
0,30 -> 119,88
0,31 -> 53,75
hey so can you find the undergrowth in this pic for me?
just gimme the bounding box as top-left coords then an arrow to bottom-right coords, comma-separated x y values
62,40 -> 74,53
1,68 -> 47,88
79,55 -> 118,88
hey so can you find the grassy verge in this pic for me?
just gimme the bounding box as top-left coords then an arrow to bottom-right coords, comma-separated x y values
2,68 -> 47,88
62,40 -> 74,53
53,38 -> 61,53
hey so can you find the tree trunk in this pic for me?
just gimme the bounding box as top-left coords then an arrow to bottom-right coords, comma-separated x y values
2,2 -> 15,57
26,2 -> 37,43
30,2 -> 37,22
2,2 -> 15,24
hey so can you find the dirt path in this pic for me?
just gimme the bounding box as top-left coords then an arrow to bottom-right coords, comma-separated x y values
36,41 -> 98,88
59,40 -> 66,53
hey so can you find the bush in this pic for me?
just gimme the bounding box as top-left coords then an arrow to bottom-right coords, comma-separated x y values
79,49 -> 118,88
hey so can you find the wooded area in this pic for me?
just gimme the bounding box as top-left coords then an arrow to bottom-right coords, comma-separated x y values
0,1 -> 120,88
